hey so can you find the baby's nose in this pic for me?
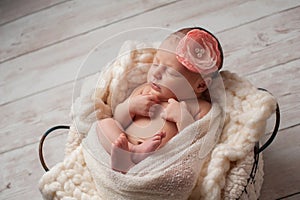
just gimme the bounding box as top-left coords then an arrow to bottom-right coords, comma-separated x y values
153,70 -> 162,80
153,66 -> 165,80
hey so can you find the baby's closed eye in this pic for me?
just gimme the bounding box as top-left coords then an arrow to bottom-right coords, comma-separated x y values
166,67 -> 181,77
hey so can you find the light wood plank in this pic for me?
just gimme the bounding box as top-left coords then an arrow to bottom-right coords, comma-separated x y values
0,82 -> 73,154
281,193 -> 300,200
0,0 -> 176,63
0,0 -> 69,25
0,132 -> 68,200
260,125 -> 300,199
220,6 -> 300,76
1,0 -> 299,106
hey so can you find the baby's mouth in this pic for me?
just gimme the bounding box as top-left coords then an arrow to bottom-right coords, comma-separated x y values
151,82 -> 161,91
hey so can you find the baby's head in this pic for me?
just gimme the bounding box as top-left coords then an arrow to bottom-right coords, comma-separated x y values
147,27 -> 223,101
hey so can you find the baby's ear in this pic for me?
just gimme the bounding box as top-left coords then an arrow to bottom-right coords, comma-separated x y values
204,77 -> 212,87
195,77 -> 212,93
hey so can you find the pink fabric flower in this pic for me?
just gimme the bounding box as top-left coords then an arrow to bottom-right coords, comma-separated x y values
176,29 -> 221,74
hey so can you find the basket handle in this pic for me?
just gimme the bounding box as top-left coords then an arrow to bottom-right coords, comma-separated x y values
256,88 -> 280,154
38,125 -> 70,171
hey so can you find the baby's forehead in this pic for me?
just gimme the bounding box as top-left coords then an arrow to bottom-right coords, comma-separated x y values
154,48 -> 177,62
158,34 -> 181,52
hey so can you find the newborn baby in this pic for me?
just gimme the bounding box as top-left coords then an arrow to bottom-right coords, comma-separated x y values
96,27 -> 223,173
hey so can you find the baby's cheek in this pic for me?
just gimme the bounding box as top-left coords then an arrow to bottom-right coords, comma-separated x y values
173,81 -> 189,94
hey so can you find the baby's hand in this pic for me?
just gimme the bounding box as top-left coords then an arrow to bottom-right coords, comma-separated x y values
160,98 -> 190,123
161,98 -> 195,131
129,94 -> 159,117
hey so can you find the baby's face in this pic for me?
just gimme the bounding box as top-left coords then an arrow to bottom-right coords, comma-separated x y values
147,49 -> 202,101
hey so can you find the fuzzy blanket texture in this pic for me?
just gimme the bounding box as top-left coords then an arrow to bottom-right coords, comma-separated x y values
39,41 -> 276,200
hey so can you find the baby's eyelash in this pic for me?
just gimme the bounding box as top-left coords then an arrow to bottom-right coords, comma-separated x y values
166,67 -> 181,77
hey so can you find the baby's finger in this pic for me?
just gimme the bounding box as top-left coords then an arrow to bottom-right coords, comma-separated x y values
149,111 -> 154,118
160,131 -> 166,138
154,131 -> 166,139
148,94 -> 159,102
149,105 -> 156,112
180,101 -> 191,113
144,97 -> 155,107
180,101 -> 187,108
160,111 -> 167,120
143,110 -> 151,117
168,98 -> 176,104
148,106 -> 156,117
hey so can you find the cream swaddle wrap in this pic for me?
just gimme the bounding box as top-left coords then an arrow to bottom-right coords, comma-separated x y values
82,102 -> 223,200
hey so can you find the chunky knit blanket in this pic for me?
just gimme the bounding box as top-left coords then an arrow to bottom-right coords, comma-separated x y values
39,41 -> 276,200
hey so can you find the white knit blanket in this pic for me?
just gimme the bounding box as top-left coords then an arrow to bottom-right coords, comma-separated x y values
39,41 -> 277,200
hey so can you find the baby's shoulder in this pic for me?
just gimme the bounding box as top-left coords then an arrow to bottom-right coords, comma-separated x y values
196,99 -> 212,120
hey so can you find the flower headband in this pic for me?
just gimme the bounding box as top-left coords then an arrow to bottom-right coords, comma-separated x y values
176,29 -> 222,74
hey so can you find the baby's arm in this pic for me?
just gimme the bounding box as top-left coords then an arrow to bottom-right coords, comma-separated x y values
161,99 -> 195,131
161,99 -> 212,131
177,105 -> 195,131
113,98 -> 134,129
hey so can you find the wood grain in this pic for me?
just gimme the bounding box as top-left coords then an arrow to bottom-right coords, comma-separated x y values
0,0 -> 69,25
220,6 -> 300,76
0,0 -> 176,63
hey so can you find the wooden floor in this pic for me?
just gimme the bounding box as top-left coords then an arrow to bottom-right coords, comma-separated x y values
1,0 -> 299,199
